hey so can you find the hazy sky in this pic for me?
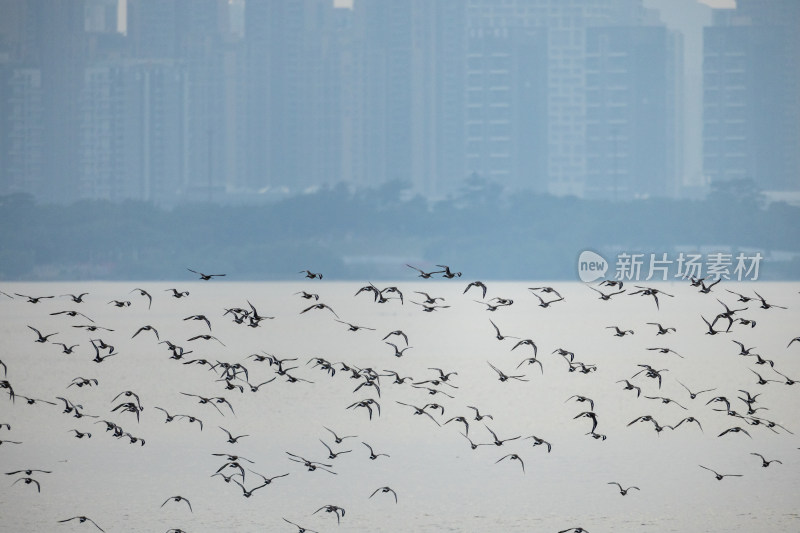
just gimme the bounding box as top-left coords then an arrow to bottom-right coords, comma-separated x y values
699,0 -> 735,6
332,0 -> 737,9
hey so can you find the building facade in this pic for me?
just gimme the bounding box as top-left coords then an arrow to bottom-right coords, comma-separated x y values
703,0 -> 800,192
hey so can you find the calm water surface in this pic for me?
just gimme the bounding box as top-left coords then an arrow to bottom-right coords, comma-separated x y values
1,281 -> 799,532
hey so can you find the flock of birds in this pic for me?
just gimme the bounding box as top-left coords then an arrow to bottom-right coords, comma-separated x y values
1,264 -> 799,532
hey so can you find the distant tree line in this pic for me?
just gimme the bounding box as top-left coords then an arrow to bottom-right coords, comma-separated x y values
1,178 -> 798,281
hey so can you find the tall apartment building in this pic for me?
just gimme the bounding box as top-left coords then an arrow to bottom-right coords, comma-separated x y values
464,26 -> 548,191
79,60 -> 186,203
584,25 -> 682,199
3,68 -> 43,196
703,0 -> 800,192
126,0 -> 236,202
244,0 -> 344,194
0,0 -> 693,204
344,0 -> 466,198
35,0 -> 87,204
466,0 -> 662,197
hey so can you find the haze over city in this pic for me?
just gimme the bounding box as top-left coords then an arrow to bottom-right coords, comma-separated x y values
0,0 -> 797,280
2,5 -> 799,533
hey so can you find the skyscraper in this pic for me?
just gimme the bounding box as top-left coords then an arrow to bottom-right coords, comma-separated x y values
464,26 -> 548,191
347,0 -> 466,198
244,0 -> 343,194
584,24 -> 682,199
466,0 -> 654,197
703,0 -> 800,192
36,0 -> 88,204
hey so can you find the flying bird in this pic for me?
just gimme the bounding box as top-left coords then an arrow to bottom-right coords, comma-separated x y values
50,310 -> 94,322
362,441 -> 390,460
300,303 -> 339,318
436,264 -> 461,278
646,322 -> 676,335
699,465 -> 742,480
184,314 -> 212,331
495,453 -> 525,472
132,325 -> 159,340
188,268 -> 225,280
161,496 -> 192,512
186,334 -> 226,347
57,516 -> 105,532
129,288 -> 152,308
219,426 -> 249,444
165,288 -> 190,298
489,319 -> 518,341
750,453 -> 782,467
487,361 -> 528,382
484,425 -> 521,446
464,281 -> 488,298
27,326 -> 58,343
312,505 -> 345,524
369,486 -> 398,503
282,517 -> 319,533
608,481 -> 639,496
406,264 -> 445,278
628,286 -> 673,309
61,293 -> 89,303
588,286 -> 625,300
15,293 -> 54,304
11,477 -> 41,492
606,326 -> 634,337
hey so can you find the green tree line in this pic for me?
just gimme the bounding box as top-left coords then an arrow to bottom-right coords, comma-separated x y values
1,179 -> 798,281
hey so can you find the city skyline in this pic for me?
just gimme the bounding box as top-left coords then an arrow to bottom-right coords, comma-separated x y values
0,0 -> 797,206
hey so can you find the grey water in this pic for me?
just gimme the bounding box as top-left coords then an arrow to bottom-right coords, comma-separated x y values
1,281 -> 799,532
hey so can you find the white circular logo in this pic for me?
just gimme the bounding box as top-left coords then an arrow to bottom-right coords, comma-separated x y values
577,250 -> 608,282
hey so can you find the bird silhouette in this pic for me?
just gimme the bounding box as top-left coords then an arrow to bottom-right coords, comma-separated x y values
282,517 -> 319,533
300,303 -> 339,318
495,453 -> 525,472
608,481 -> 639,495
188,268 -> 225,280
699,465 -> 742,480
369,486 -> 398,503
129,288 -> 153,308
362,441 -> 389,460
588,286 -> 625,300
27,326 -> 58,343
11,477 -> 41,492
464,281 -> 488,298
750,453 -> 782,467
406,264 -> 445,278
161,495 -> 192,512
487,361 -> 528,382
312,505 -> 345,524
57,516 -> 105,531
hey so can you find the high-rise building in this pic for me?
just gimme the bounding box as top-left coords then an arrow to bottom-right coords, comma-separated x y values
78,60 -> 186,203
0,0 -> 694,204
0,1 -> 39,197
466,0 -> 653,197
3,67 -> 44,196
126,0 -> 234,201
464,26 -> 548,191
244,0 -> 343,194
347,0 -> 466,198
584,24 -> 682,199
35,0 -> 88,204
703,1 -> 800,192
